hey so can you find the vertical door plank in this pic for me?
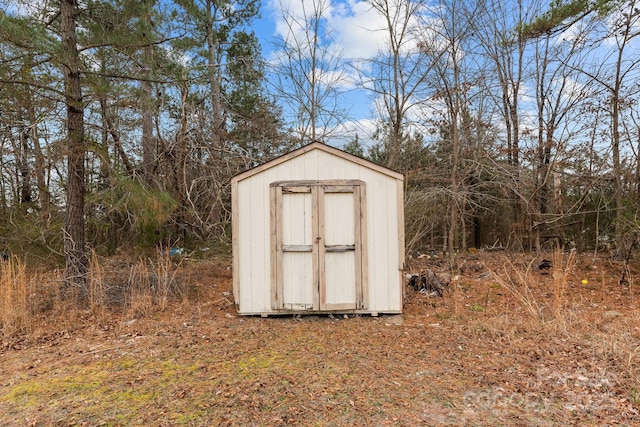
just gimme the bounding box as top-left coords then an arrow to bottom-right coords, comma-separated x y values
314,186 -> 323,311
355,184 -> 368,309
232,180 -> 240,304
396,178 -> 405,308
271,185 -> 282,309
321,189 -> 357,310
282,190 -> 314,309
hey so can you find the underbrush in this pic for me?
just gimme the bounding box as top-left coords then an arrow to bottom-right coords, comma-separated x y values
445,249 -> 640,410
0,258 -> 36,338
404,248 -> 640,412
1,249 -> 639,424
0,250 -> 193,345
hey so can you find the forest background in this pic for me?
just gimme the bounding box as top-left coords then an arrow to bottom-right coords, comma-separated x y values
1,0 -> 640,300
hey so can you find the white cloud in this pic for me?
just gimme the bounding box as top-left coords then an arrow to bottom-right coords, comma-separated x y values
267,0 -> 392,61
265,0 -> 433,124
554,21 -> 588,48
163,45 -> 192,68
317,68 -> 356,90
329,0 -> 388,59
5,0 -> 56,20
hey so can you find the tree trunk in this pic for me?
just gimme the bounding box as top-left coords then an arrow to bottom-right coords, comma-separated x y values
609,0 -> 638,255
636,132 -> 640,203
61,0 -> 88,301
178,82 -> 189,205
18,127 -> 32,206
206,0 -> 224,226
612,94 -> 623,254
140,1 -> 155,184
448,114 -> 460,270
553,171 -> 565,247
141,75 -> 155,183
27,96 -> 51,220
100,96 -> 134,176
207,0 -> 224,150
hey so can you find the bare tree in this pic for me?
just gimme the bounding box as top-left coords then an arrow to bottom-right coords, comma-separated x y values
552,1 -> 640,253
271,0 -> 348,144
417,0 -> 480,266
365,0 -> 436,169
166,0 -> 263,237
528,25 -> 594,251
602,1 -> 640,253
140,0 -> 157,184
520,0 -> 640,252
472,0 -> 536,249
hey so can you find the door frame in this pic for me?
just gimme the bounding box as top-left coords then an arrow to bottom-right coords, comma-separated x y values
270,180 -> 368,311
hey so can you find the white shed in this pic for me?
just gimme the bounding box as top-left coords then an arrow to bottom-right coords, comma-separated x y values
231,142 -> 404,316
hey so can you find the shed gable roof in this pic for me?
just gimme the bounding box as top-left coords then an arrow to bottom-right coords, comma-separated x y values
231,142 -> 404,183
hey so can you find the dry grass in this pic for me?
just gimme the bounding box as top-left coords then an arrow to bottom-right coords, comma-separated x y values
126,258 -> 156,318
486,249 -> 577,324
0,250 -> 187,343
0,257 -> 33,340
123,251 -> 184,316
88,249 -> 105,318
1,251 -> 639,425
489,256 -> 544,319
551,249 -> 576,321
153,248 -> 184,310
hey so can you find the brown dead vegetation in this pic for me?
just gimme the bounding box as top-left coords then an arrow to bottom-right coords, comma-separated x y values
0,250 -> 639,426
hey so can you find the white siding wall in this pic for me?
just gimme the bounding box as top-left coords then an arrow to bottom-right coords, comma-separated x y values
234,147 -> 403,314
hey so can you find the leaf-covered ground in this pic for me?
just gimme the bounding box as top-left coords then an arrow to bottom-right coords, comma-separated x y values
1,252 -> 639,426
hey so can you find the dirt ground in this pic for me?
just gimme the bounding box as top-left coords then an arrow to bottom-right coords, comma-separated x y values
1,251 -> 640,426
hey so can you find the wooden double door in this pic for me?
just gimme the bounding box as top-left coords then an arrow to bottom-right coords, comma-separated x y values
271,180 -> 367,311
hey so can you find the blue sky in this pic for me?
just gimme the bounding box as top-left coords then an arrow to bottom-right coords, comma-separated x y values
253,3 -> 277,56
250,0 -> 396,147
249,0 -> 640,152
